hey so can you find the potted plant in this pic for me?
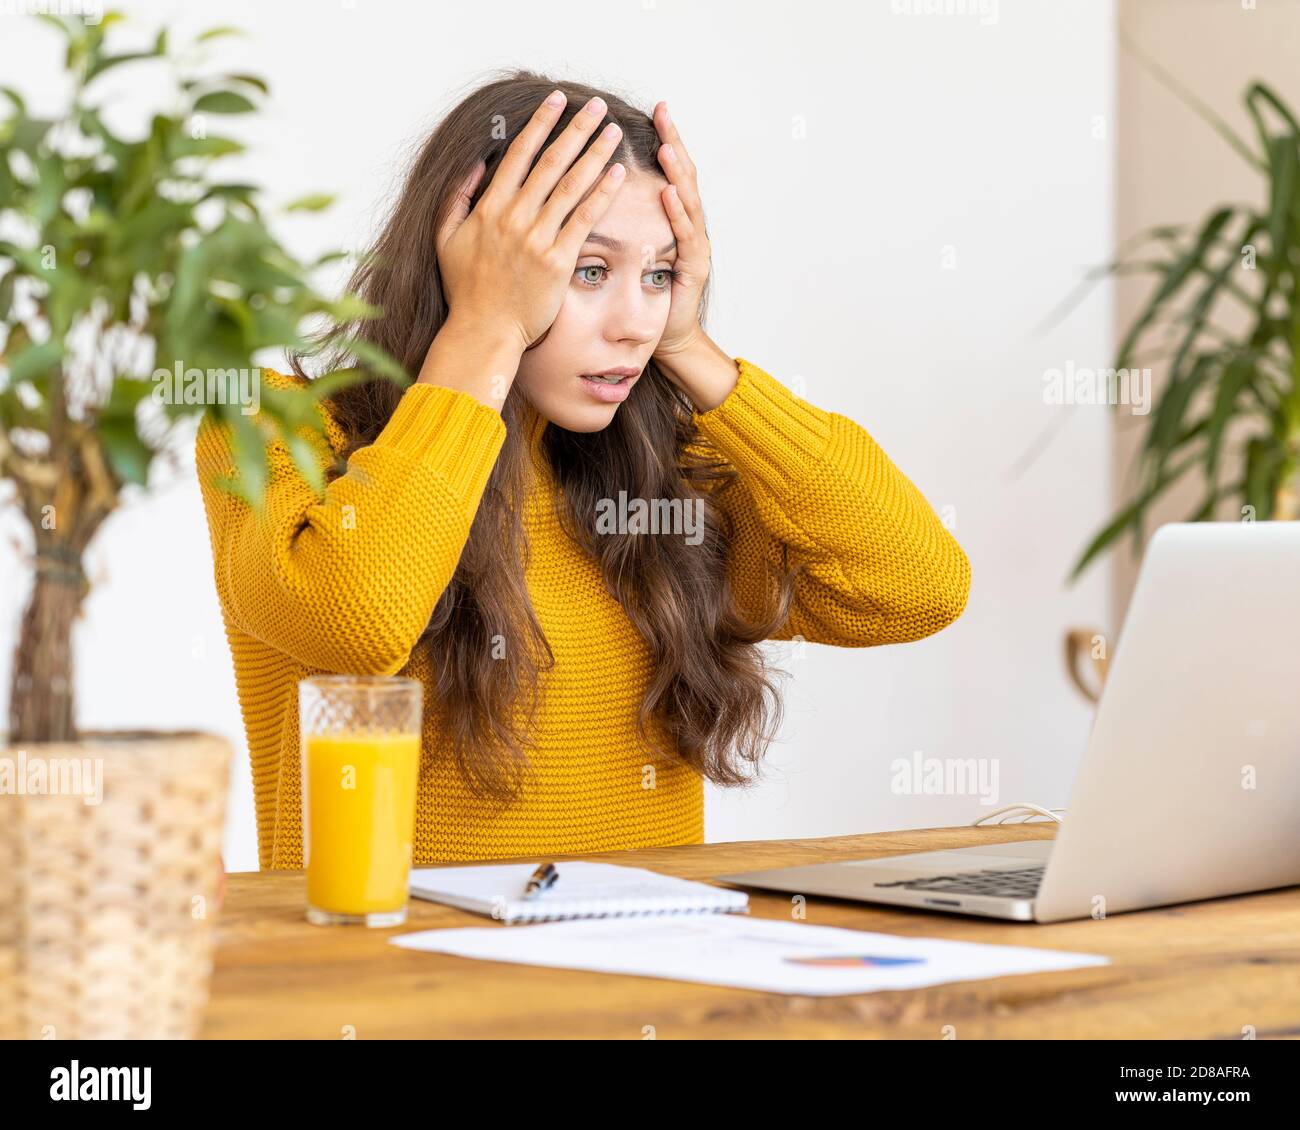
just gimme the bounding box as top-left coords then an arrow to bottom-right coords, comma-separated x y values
1044,52 -> 1300,702
1068,71 -> 1300,579
0,11 -> 399,1039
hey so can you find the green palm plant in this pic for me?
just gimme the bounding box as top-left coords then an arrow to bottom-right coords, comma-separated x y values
0,12 -> 403,743
1065,63 -> 1300,581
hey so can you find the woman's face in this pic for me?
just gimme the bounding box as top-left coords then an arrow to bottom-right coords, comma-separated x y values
513,169 -> 677,433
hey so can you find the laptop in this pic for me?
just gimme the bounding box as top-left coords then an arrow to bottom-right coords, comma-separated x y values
714,521 -> 1300,923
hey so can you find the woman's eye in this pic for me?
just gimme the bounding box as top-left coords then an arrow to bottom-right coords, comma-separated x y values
573,265 -> 676,290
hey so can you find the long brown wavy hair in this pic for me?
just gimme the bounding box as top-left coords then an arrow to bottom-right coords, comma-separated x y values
290,68 -> 801,806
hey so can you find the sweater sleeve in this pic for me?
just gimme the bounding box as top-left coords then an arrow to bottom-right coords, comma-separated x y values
688,357 -> 971,647
195,369 -> 507,675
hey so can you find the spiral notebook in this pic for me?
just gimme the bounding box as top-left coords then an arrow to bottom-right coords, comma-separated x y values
407,861 -> 750,924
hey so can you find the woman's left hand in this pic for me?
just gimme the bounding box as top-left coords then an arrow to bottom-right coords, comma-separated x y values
651,101 -> 711,361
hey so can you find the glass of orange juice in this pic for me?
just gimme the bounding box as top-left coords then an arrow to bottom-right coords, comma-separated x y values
299,675 -> 423,927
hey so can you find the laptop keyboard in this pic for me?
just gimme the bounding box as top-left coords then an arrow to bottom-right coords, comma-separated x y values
874,864 -> 1045,899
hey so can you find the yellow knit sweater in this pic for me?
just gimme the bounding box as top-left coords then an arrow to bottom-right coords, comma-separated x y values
195,357 -> 970,870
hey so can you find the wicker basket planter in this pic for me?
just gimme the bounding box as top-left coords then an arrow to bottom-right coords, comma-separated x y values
0,730 -> 231,1040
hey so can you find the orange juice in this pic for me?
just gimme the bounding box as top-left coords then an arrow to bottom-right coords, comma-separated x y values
304,731 -> 420,916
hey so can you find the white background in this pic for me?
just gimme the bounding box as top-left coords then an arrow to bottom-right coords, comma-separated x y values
0,0 -> 1114,871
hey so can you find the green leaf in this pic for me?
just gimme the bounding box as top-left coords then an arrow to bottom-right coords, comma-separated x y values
1153,221 -> 1253,408
1243,435 -> 1284,518
300,366 -> 375,402
4,338 -> 63,383
199,182 -> 259,203
221,73 -> 270,95
1244,81 -> 1300,156
1203,353 -> 1258,482
171,134 -> 245,159
195,26 -> 247,44
309,249 -> 353,269
193,90 -> 257,115
1115,207 -> 1235,370
1186,476 -> 1235,522
85,51 -> 164,84
285,193 -> 335,213
1120,29 -> 1265,171
101,375 -> 157,418
1069,450 -> 1201,582
224,405 -> 270,513
1263,134 -> 1297,293
339,336 -> 410,386
34,13 -> 76,40
325,293 -> 381,321
97,417 -> 154,487
257,381 -> 319,428
76,106 -> 129,164
1143,352 -> 1215,467
282,427 -> 325,494
32,152 -> 66,228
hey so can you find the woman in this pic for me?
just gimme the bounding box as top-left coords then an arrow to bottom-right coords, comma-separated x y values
196,70 -> 971,871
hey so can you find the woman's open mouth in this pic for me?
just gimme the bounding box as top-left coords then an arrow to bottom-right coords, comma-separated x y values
578,371 -> 636,403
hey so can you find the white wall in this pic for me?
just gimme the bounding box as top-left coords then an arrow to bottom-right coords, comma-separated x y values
0,0 -> 1114,871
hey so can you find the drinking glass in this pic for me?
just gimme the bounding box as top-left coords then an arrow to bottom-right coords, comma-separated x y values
299,676 -> 422,926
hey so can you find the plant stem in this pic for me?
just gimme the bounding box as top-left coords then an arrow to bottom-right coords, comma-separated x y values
7,560 -> 85,743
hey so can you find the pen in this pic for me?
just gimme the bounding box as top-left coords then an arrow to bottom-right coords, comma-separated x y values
522,862 -> 559,900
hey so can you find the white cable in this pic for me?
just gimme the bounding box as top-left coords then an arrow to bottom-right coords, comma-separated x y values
970,802 -> 1065,826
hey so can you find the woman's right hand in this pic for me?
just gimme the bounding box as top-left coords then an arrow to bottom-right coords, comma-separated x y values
435,91 -> 627,354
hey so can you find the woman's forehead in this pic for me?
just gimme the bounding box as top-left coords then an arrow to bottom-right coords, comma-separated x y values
581,174 -> 675,256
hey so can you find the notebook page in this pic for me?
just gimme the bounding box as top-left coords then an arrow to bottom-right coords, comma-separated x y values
408,860 -> 748,921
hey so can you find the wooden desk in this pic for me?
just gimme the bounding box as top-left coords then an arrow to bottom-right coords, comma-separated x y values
202,824 -> 1300,1039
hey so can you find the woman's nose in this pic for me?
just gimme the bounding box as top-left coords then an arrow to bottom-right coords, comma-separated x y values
604,279 -> 659,344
